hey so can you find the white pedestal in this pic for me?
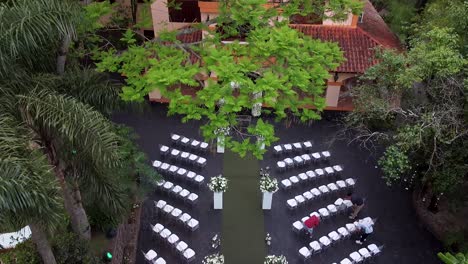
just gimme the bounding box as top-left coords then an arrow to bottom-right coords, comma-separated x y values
217,136 -> 225,153
262,192 -> 273,210
213,192 -> 223,209
257,137 -> 265,150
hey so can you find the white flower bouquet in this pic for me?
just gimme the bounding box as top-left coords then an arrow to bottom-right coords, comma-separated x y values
265,233 -> 272,246
259,175 -> 278,193
203,253 -> 225,264
264,255 -> 288,264
214,127 -> 231,136
208,175 -> 228,192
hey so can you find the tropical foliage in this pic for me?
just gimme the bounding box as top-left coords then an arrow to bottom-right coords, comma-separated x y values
438,252 -> 468,264
95,0 -> 363,159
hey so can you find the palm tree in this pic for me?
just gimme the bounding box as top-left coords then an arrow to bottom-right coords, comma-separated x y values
0,116 -> 63,264
0,0 -> 80,76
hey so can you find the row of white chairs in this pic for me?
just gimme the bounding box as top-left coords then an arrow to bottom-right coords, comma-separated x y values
292,198 -> 353,234
143,249 -> 166,264
280,165 -> 344,191
150,223 -> 196,263
170,133 -> 209,153
334,244 -> 383,264
298,217 -> 376,261
286,179 -> 356,210
273,141 -> 313,156
277,151 -> 331,171
154,200 -> 200,232
160,145 -> 207,168
156,180 -> 199,206
153,160 -> 205,186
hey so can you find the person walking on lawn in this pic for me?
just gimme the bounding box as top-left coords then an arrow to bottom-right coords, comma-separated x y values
304,215 -> 320,238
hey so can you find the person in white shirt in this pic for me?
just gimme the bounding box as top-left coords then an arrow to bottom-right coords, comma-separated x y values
355,218 -> 374,244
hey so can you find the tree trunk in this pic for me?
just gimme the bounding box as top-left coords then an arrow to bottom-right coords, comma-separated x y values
53,164 -> 91,240
427,193 -> 439,213
29,224 -> 57,264
56,34 -> 71,75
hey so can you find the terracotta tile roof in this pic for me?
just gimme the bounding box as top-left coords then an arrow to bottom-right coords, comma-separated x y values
291,24 -> 380,73
358,0 -> 402,50
176,29 -> 202,43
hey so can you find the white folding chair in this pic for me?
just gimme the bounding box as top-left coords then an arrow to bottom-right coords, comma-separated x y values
187,219 -> 199,231
273,145 -> 283,156
358,248 -> 372,259
283,144 -> 293,153
188,154 -> 198,165
154,257 -> 166,264
293,156 -> 304,167
327,183 -> 339,193
167,234 -> 180,247
306,170 -> 316,181
162,181 -> 174,193
289,176 -> 299,185
328,231 -> 341,243
318,185 -> 329,196
303,140 -> 313,151
315,168 -> 325,178
169,165 -> 179,176
200,142 -> 209,152
187,193 -> 198,206
180,137 -> 190,148
170,149 -> 181,160
179,189 -> 190,201
176,241 -> 188,255
345,178 -> 356,188
144,249 -> 158,262
318,208 -> 330,220
295,195 -> 306,207
162,204 -> 174,216
292,220 -> 304,234
171,185 -> 183,197
298,173 -> 308,182
336,180 -> 347,189
194,175 -> 205,187
152,223 -> 164,234
327,204 -> 338,215
284,158 -> 294,169
152,160 -> 162,169
171,133 -> 181,144
178,213 -> 191,225
182,248 -> 195,263
293,142 -> 302,152
298,247 -> 311,262
160,145 -> 170,156
333,165 -> 343,175
321,151 -> 331,161
340,258 -> 352,264
310,188 -> 321,198
343,199 -> 353,208
301,154 -> 311,165
196,157 -> 207,168
190,140 -> 200,149
281,179 -> 292,190
309,241 -> 321,254
186,171 -> 196,182
287,199 -> 298,210
303,191 -> 313,203
177,168 -> 187,178
346,223 -> 357,233
319,236 -> 331,248
337,227 -> 350,238
155,200 -> 167,211
311,152 -> 321,163
160,228 -> 172,240
171,208 -> 182,219
160,163 -> 170,172
368,244 -> 382,256
277,161 -> 286,172
324,166 -> 334,176
349,251 -> 363,263
309,212 -> 320,219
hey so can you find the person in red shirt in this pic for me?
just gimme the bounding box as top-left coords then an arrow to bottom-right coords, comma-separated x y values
303,215 -> 320,238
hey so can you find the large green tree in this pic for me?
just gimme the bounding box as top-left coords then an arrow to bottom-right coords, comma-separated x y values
96,0 -> 362,158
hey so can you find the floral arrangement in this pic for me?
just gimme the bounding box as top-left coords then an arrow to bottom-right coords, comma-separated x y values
265,233 -> 272,246
259,174 -> 278,193
264,255 -> 288,264
211,233 -> 221,249
259,167 -> 270,177
203,253 -> 225,264
208,175 -> 228,192
214,127 -> 231,136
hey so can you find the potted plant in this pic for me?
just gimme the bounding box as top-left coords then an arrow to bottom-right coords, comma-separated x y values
259,168 -> 278,210
214,127 -> 230,153
264,255 -> 288,264
203,253 -> 225,264
208,175 -> 228,209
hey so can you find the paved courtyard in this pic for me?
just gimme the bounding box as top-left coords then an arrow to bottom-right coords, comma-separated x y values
112,104 -> 441,264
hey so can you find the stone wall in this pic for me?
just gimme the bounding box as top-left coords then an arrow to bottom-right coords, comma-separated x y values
109,203 -> 142,264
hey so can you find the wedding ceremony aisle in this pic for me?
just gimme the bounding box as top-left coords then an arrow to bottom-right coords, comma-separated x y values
222,150 -> 265,264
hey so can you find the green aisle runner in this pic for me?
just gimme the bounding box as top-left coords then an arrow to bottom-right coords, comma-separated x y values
222,150 -> 265,264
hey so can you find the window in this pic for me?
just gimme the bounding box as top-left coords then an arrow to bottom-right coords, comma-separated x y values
168,0 -> 201,23
143,30 -> 155,40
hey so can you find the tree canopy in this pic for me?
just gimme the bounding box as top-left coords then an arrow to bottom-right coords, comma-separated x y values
96,0 -> 362,158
